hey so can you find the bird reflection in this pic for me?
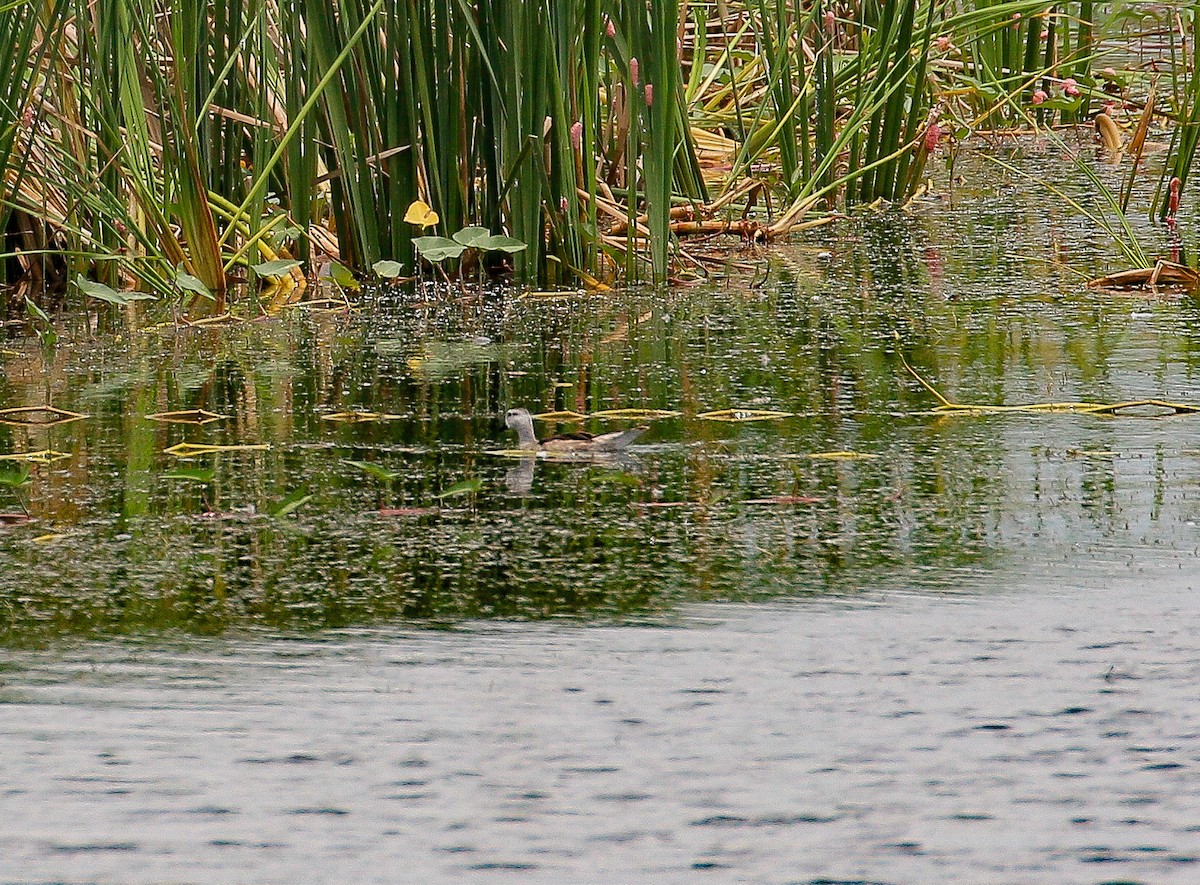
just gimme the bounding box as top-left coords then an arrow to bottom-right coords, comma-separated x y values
503,452 -> 642,496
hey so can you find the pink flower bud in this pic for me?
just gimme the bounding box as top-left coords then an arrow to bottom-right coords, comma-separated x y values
1062,78 -> 1080,97
824,10 -> 836,31
935,36 -> 951,51
1031,89 -> 1048,105
570,120 -> 583,151
630,57 -> 639,88
644,83 -> 653,106
1169,177 -> 1181,218
560,196 -> 569,213
924,122 -> 940,152
604,16 -> 615,38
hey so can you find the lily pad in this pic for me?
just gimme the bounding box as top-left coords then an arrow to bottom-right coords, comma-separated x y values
452,226 -> 493,248
412,237 -> 466,262
373,260 -> 403,279
451,227 -> 526,253
478,234 -> 526,253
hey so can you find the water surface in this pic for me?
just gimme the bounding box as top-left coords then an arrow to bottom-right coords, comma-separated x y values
4,147 -> 1200,881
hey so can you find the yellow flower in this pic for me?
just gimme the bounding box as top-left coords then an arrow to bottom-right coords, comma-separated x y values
403,199 -> 439,228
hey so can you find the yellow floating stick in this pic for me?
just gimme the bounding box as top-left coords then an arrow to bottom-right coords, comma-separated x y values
589,408 -> 682,420
804,451 -> 880,461
697,408 -> 793,422
289,298 -> 357,312
145,409 -> 229,425
182,312 -> 241,328
164,443 -> 271,459
320,411 -> 402,423
0,406 -> 88,427
897,346 -> 1200,417
0,449 -> 71,464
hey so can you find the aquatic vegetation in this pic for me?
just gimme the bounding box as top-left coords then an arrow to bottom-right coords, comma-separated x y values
3,0 -> 1188,304
163,442 -> 272,458
145,409 -> 230,425
0,165 -> 1197,647
696,409 -> 793,422
900,348 -> 1200,416
0,406 -> 86,426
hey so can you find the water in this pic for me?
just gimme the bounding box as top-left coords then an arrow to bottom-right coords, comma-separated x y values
5,582 -> 1200,883
5,148 -> 1200,880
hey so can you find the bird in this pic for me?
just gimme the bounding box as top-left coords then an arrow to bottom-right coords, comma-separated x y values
504,408 -> 647,454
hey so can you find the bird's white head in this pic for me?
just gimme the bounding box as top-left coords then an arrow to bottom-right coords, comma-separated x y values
505,408 -> 531,430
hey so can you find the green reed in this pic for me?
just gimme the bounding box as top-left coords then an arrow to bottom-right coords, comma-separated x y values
0,0 -> 1191,300
1155,1 -> 1200,221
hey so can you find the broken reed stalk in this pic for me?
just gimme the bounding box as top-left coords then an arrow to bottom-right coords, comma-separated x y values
898,349 -> 1200,416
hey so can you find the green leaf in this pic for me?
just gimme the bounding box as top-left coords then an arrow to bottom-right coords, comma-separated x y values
372,260 -> 403,279
24,297 -> 50,324
478,234 -> 526,254
412,236 -> 466,262
452,226 -> 492,248
75,275 -> 156,305
450,227 -> 525,253
435,477 -> 483,499
0,466 -> 31,487
345,460 -> 402,482
327,261 -> 360,289
174,271 -> 212,300
251,258 -> 303,277
25,298 -> 57,347
272,224 -> 304,243
162,467 -> 215,484
269,487 -> 314,517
